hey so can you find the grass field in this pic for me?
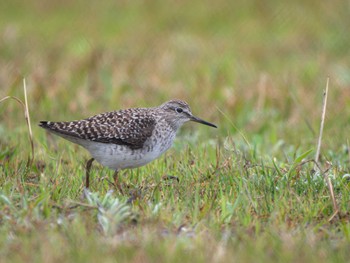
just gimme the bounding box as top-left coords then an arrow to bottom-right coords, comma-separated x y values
1,0 -> 350,262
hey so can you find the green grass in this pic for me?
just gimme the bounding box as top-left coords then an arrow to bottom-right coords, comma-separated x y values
1,0 -> 350,262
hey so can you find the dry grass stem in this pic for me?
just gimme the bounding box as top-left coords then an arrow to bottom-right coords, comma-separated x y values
23,78 -> 35,168
0,78 -> 35,170
312,78 -> 339,218
314,78 -> 329,169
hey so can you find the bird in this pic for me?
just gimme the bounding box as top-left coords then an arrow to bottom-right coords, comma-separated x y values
39,99 -> 217,191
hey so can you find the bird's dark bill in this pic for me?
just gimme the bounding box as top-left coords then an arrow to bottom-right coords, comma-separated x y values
191,116 -> 217,128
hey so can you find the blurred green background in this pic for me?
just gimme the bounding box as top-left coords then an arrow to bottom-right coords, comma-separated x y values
1,0 -> 350,153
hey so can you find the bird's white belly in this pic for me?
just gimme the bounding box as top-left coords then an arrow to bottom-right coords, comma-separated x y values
82,138 -> 174,170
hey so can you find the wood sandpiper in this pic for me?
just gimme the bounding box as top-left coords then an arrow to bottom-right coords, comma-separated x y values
39,99 -> 217,190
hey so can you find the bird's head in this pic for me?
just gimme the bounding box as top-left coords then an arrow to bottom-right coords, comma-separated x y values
158,99 -> 217,130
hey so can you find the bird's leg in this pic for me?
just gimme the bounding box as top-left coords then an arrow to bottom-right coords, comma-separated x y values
85,158 -> 95,188
113,170 -> 124,195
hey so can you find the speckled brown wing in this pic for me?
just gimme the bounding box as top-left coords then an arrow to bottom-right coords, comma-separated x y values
39,108 -> 156,150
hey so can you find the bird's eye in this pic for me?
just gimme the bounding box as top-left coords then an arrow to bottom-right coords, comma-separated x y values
175,107 -> 183,113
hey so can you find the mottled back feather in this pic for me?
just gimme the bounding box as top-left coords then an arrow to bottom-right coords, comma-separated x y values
39,108 -> 156,150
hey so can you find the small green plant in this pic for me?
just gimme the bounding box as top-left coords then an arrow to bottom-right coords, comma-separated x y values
84,189 -> 133,235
